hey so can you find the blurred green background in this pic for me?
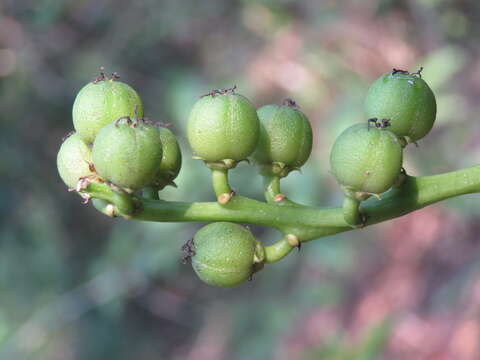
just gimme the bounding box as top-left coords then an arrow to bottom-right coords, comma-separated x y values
2,1 -> 480,359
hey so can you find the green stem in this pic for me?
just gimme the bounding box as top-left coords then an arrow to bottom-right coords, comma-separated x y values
86,165 -> 480,243
342,195 -> 361,228
262,174 -> 299,206
263,174 -> 280,201
264,237 -> 294,263
83,183 -> 134,216
211,168 -> 231,196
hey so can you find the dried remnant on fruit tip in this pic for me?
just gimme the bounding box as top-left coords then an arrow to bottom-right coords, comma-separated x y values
367,118 -> 391,130
73,76 -> 144,144
392,68 -> 409,75
187,91 -> 260,163
282,98 -> 299,108
253,102 -> 313,175
92,67 -> 121,83
330,123 -> 403,195
93,67 -> 107,83
181,238 -> 196,264
199,85 -> 237,98
365,67 -> 436,142
392,67 -> 423,78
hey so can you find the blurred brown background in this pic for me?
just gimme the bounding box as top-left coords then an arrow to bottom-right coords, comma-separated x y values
1,1 -> 480,359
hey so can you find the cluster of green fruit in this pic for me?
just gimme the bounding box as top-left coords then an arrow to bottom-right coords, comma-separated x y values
57,70 -> 182,195
330,67 -> 436,226
185,89 -> 313,286
57,67 -> 436,288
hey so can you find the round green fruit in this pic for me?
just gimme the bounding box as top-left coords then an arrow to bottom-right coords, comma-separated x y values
330,123 -> 403,195
191,222 -> 260,288
72,76 -> 143,144
154,127 -> 182,188
57,133 -> 95,188
187,90 -> 259,164
364,69 -> 436,143
253,101 -> 312,176
92,119 -> 162,191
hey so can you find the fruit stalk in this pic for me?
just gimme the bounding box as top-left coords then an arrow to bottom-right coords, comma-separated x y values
211,168 -> 233,204
262,173 -> 298,206
84,182 -> 135,216
264,236 -> 295,263
342,195 -> 362,228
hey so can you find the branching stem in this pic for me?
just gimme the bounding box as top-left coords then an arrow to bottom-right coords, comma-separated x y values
262,174 -> 300,206
83,165 -> 480,258
264,236 -> 294,263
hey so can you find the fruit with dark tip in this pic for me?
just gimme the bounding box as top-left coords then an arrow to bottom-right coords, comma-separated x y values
253,102 -> 312,177
187,91 -> 259,165
73,78 -> 143,144
330,123 -> 403,195
92,119 -> 162,191
364,70 -> 436,144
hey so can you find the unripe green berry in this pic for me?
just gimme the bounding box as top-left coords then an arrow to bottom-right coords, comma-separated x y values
253,101 -> 313,176
364,70 -> 436,143
187,90 -> 259,164
73,77 -> 143,144
92,119 -> 162,191
154,127 -> 182,188
191,222 -> 261,288
57,133 -> 95,188
330,123 -> 403,195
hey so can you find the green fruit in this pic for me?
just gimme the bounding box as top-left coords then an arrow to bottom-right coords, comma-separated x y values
72,77 -> 143,144
187,91 -> 259,164
191,222 -> 259,288
253,102 -> 313,176
364,70 -> 436,143
154,127 -> 182,188
92,119 -> 162,191
330,123 -> 403,195
57,133 -> 95,188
